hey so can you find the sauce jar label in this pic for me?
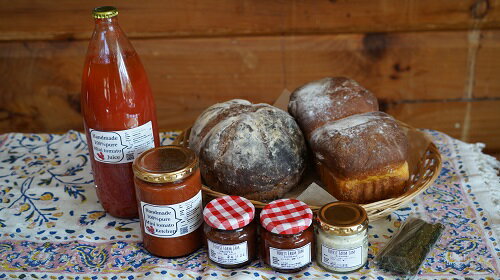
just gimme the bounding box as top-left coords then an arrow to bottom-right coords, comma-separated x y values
140,190 -> 203,238
90,121 -> 155,164
269,243 -> 311,270
321,244 -> 364,269
207,240 -> 248,265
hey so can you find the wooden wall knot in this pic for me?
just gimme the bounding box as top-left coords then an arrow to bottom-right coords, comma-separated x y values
393,63 -> 411,73
66,94 -> 81,114
390,63 -> 411,80
377,98 -> 393,112
362,32 -> 390,60
470,0 -> 490,20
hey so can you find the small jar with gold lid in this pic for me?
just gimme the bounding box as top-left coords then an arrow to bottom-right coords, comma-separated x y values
133,145 -> 203,258
315,201 -> 369,273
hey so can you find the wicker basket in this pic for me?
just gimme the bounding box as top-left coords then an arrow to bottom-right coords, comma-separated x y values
173,122 -> 442,221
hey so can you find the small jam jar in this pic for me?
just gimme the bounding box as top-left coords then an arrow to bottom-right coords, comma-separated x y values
316,201 -> 369,273
133,145 -> 203,258
203,196 -> 257,268
260,199 -> 314,273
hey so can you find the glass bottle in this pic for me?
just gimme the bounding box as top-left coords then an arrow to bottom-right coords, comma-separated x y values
81,6 -> 159,218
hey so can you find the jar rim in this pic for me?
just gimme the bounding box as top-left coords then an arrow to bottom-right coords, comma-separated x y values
317,201 -> 368,236
265,228 -> 309,236
132,145 -> 198,183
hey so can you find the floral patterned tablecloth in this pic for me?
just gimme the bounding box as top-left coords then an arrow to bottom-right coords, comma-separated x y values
0,130 -> 499,280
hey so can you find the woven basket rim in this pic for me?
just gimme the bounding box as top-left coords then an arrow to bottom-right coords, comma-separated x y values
172,122 -> 442,221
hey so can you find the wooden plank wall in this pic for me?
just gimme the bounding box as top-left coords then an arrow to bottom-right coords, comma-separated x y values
1,0 -> 499,155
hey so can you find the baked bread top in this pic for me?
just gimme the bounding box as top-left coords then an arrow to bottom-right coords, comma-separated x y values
310,111 -> 408,178
288,77 -> 379,138
189,99 -> 307,200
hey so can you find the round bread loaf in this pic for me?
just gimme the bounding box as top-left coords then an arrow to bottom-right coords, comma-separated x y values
189,99 -> 307,201
288,77 -> 379,138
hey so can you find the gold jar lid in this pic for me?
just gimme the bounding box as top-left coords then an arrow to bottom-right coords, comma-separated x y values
92,6 -> 119,19
132,145 -> 199,184
317,201 -> 368,236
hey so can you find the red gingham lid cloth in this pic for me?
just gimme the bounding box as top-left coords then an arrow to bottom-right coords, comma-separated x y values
260,198 -> 313,235
203,195 -> 256,230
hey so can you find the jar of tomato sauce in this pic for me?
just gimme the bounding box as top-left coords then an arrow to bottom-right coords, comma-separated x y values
260,199 -> 314,273
81,6 -> 159,218
133,145 -> 203,257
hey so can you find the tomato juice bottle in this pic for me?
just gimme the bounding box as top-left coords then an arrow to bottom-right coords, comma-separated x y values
81,6 -> 160,218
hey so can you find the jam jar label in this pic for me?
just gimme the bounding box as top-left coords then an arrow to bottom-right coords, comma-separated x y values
269,243 -> 311,270
89,121 -> 155,164
140,191 -> 203,238
321,244 -> 364,268
208,240 -> 248,265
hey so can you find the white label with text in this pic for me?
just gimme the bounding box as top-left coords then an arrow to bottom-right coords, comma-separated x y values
208,240 -> 248,265
321,245 -> 363,268
89,121 -> 155,164
269,243 -> 311,270
141,191 -> 203,238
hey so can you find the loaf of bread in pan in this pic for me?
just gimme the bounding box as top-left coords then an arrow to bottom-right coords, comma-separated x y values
288,77 -> 409,203
189,99 -> 307,201
288,77 -> 379,138
311,112 -> 409,203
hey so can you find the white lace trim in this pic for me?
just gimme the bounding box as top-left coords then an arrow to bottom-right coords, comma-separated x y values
456,141 -> 500,238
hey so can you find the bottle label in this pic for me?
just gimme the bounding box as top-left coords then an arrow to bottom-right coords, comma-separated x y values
321,244 -> 363,268
269,243 -> 311,270
208,240 -> 248,265
140,191 -> 203,238
89,121 -> 155,164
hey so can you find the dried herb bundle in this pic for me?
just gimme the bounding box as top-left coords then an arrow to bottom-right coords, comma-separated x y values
375,217 -> 444,276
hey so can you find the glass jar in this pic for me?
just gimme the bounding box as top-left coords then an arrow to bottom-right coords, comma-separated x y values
260,199 -> 314,273
133,145 -> 203,258
316,201 -> 369,273
82,6 -> 159,218
203,196 -> 257,268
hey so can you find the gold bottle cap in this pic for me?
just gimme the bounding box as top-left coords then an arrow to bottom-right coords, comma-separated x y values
317,201 -> 368,236
92,6 -> 119,19
132,145 -> 199,184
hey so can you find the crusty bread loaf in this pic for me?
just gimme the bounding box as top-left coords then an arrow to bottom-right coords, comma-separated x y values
288,77 -> 379,138
311,112 -> 409,203
288,77 -> 409,203
189,99 -> 307,201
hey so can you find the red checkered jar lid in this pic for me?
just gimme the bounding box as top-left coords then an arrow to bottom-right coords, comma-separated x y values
260,198 -> 313,235
203,195 -> 255,230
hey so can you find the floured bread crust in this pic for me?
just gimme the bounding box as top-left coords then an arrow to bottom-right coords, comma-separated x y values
310,111 -> 409,203
310,111 -> 408,178
288,77 -> 379,138
189,99 -> 307,201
